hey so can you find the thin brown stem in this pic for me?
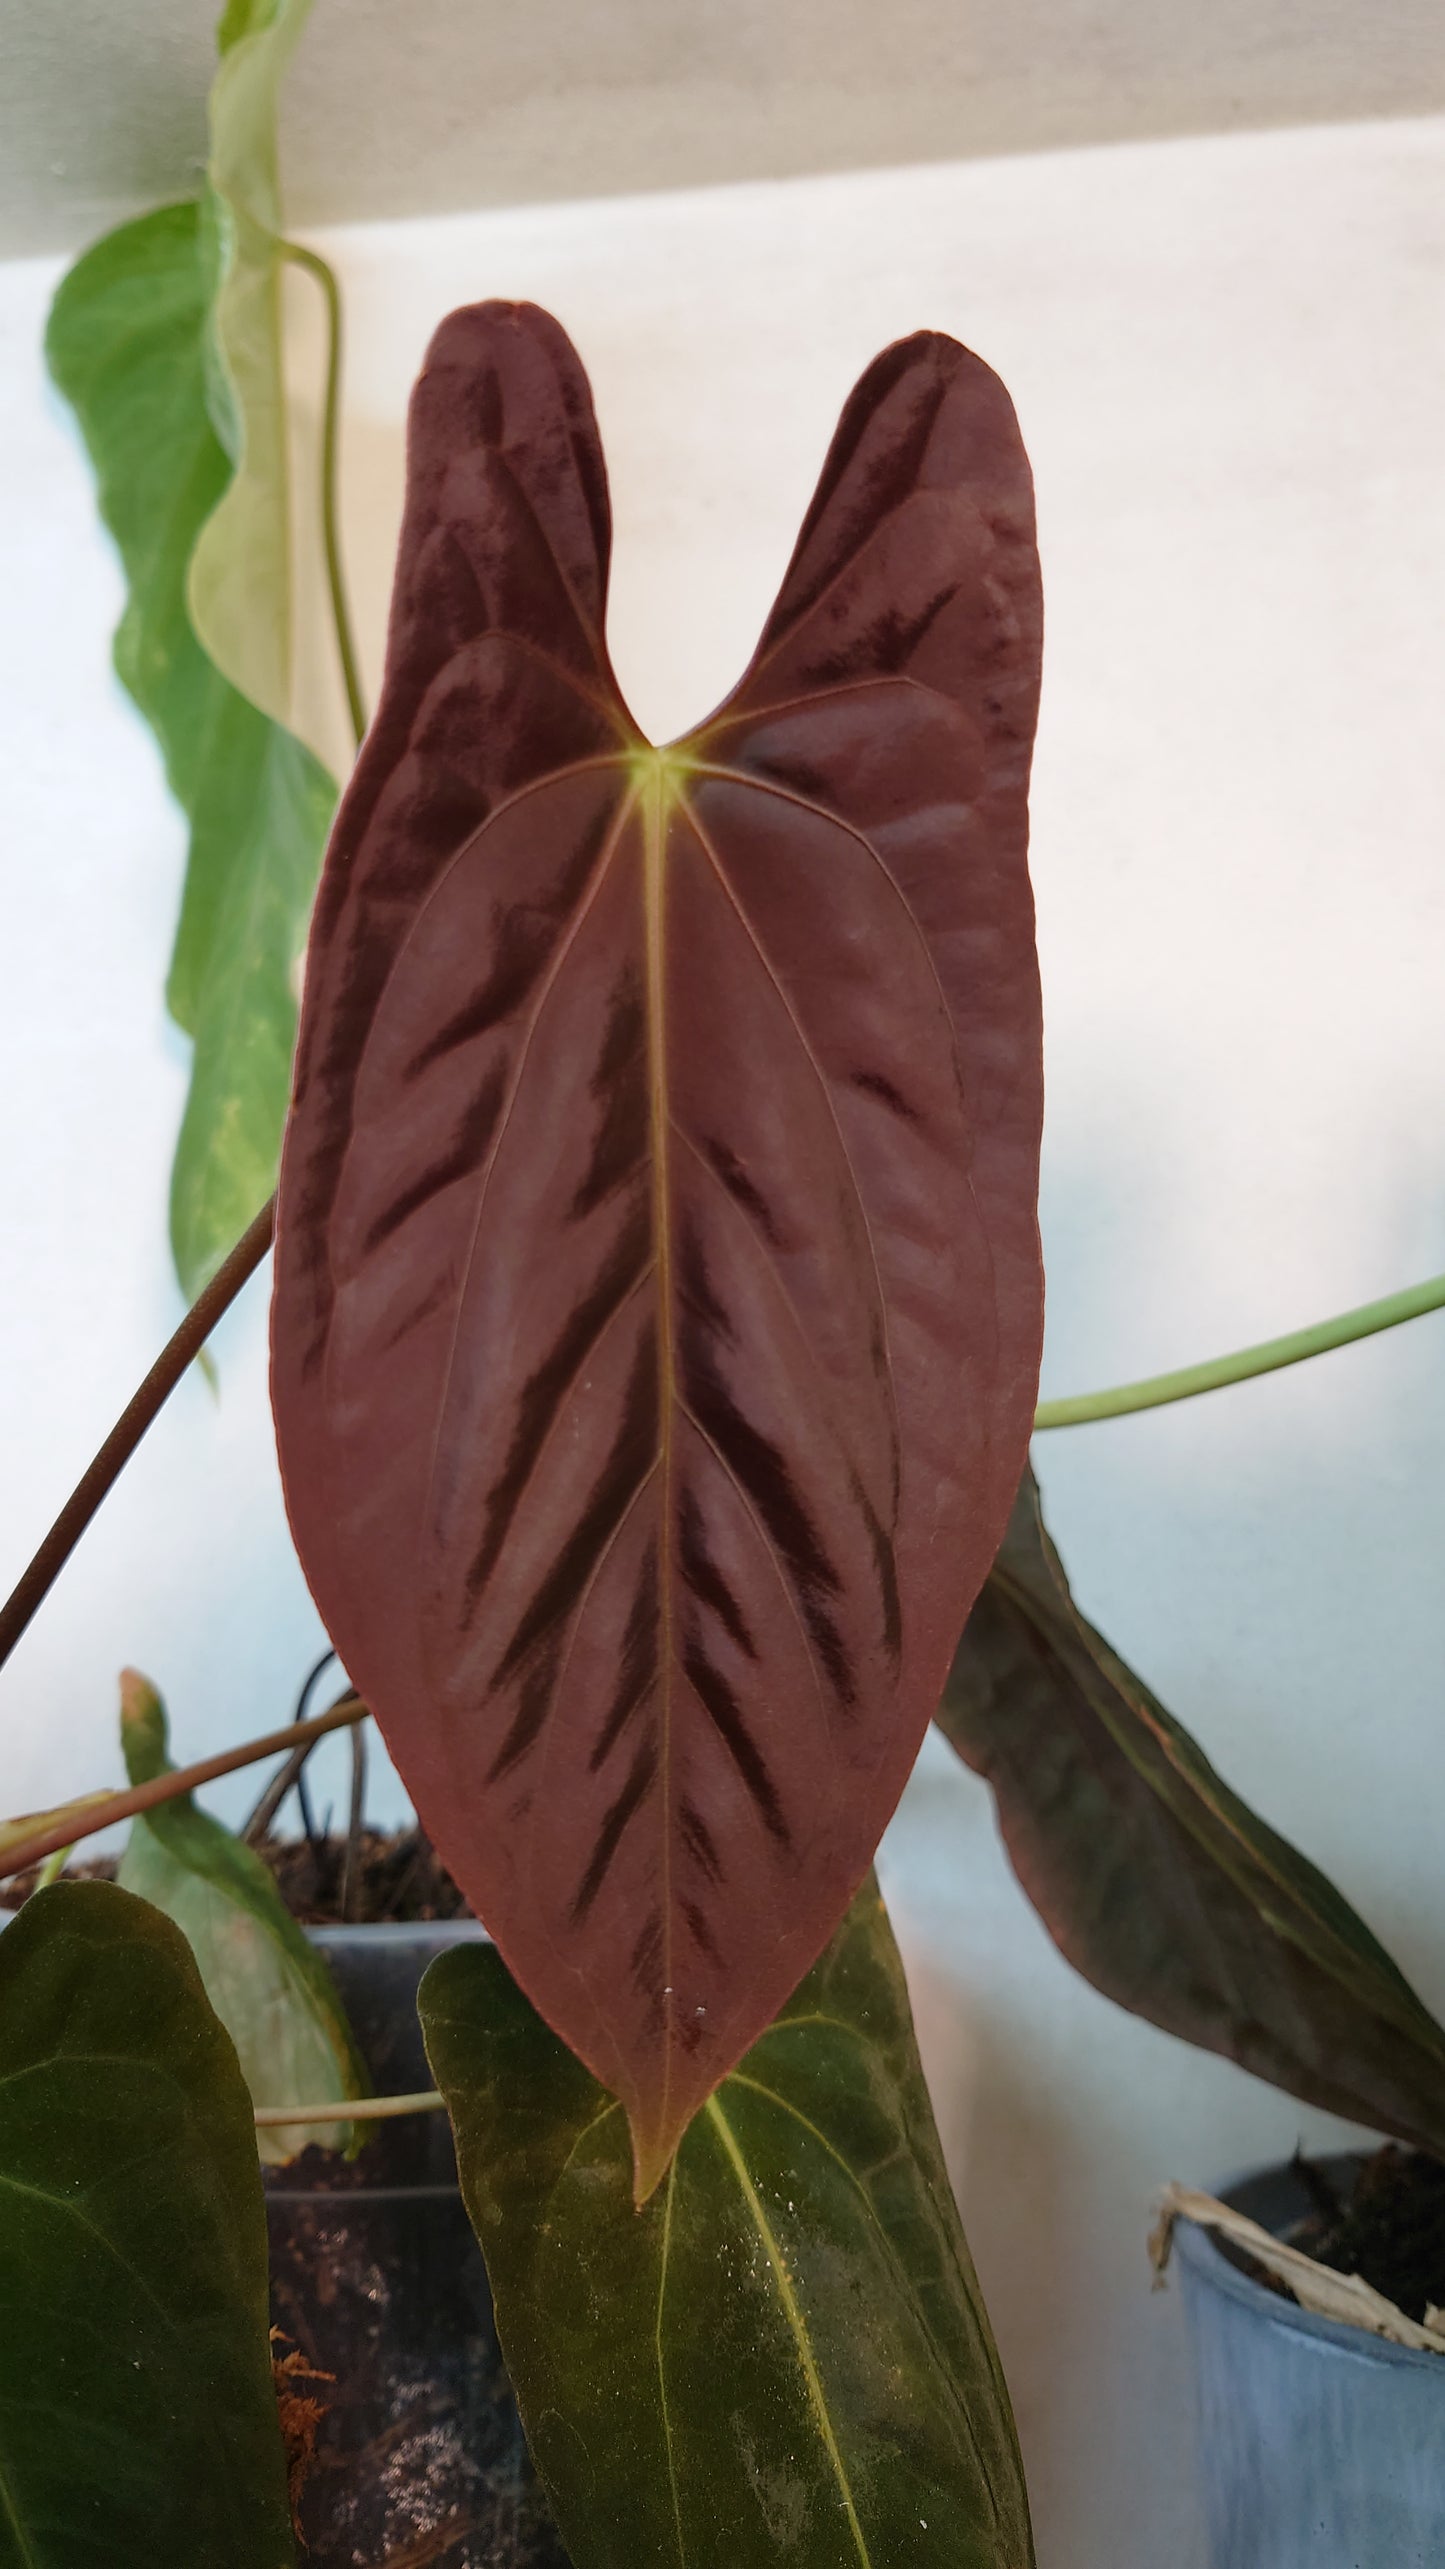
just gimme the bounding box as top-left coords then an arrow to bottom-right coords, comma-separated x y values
0,1194 -> 277,1679
0,1693 -> 364,1881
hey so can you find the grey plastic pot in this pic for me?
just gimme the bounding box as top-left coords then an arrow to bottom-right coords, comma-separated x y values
264,1921 -> 570,2569
1174,2155 -> 1445,2569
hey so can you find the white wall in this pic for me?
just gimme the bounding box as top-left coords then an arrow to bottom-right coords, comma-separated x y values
2,113 -> 1443,2568
9,0 -> 1444,256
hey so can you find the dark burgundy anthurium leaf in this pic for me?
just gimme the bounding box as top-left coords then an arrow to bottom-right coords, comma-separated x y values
940,1466 -> 1445,2156
272,301 -> 1044,2196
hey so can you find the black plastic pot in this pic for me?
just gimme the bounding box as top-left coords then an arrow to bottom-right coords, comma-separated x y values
264,1923 -> 571,2568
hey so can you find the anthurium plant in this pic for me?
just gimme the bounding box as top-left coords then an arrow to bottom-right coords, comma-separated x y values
3,6 -> 1445,2562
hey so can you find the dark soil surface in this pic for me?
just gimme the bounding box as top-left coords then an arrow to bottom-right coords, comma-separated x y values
262,1828 -> 472,1925
0,1828 -> 472,1926
1289,2146 -> 1445,2321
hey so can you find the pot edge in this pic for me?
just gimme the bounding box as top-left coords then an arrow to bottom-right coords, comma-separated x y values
1171,2155 -> 1445,2380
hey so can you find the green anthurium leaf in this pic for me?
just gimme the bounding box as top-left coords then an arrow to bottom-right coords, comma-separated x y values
116,1670 -> 365,2163
420,1875 -> 1035,2569
45,200 -> 335,1302
939,1463 -> 1445,2156
0,1879 -> 296,2565
188,0 -> 317,731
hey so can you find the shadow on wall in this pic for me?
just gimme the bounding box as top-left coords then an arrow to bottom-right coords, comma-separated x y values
881,1848 -> 1212,2569
8,0 -> 1445,257
900,1944 -> 1075,2417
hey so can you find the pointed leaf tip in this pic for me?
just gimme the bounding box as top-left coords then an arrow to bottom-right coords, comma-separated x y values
273,306 -> 1044,2162
628,2116 -> 680,2211
119,1666 -> 170,1783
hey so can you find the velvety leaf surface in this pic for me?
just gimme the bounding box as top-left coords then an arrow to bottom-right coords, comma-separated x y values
0,1880 -> 295,2565
272,301 -> 1043,2191
187,0 -> 317,733
939,1466 -> 1445,2154
115,1671 -> 365,2162
46,200 -> 334,1302
421,1876 -> 1034,2569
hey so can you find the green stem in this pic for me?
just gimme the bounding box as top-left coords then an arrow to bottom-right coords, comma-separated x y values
1034,1270 -> 1445,1430
254,2088 -> 444,2128
280,240 -> 367,751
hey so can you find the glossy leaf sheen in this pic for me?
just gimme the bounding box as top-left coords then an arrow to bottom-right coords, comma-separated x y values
0,1881 -> 295,2565
273,302 -> 1044,2189
115,1671 -> 366,2162
421,1877 -> 1034,2569
940,1466 -> 1445,2154
45,204 -> 334,1301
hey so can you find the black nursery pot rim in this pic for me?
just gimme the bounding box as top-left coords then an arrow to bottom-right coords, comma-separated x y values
264,2177 -> 463,2203
1173,2154 -> 1445,2380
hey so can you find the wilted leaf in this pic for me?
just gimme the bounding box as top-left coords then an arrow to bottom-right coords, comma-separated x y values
1153,2185 -> 1445,2355
939,1466 -> 1445,2154
272,301 -> 1044,2193
116,1669 -> 365,2162
187,0 -> 318,731
45,76 -> 334,1300
0,1880 -> 296,2564
421,1875 -> 1034,2569
270,2335 -> 333,2527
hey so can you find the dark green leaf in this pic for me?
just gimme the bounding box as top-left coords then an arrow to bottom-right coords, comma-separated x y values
939,1464 -> 1445,2154
420,1876 -> 1034,2569
0,1879 -> 296,2564
45,198 -> 334,1302
115,1670 -> 366,2162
